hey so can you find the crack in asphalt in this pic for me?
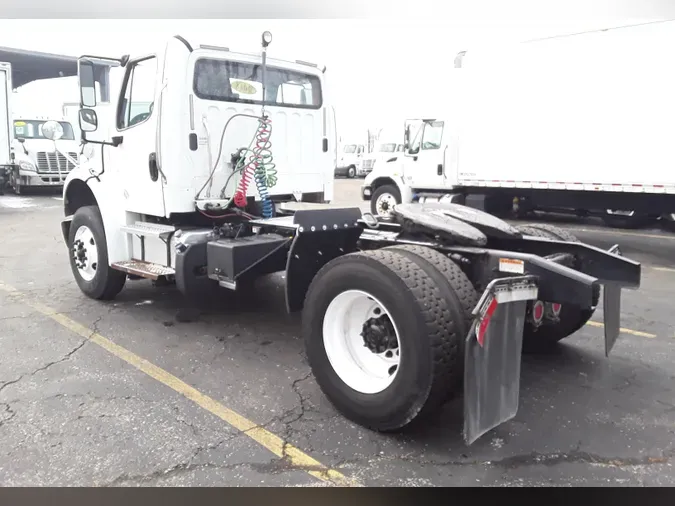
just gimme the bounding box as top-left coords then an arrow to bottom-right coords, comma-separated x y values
99,370 -> 336,487
0,317 -> 102,397
0,402 -> 16,427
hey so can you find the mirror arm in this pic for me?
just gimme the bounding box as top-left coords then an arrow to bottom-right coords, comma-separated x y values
81,133 -> 122,147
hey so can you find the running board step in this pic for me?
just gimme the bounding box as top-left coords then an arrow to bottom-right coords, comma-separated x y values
120,222 -> 176,239
111,260 -> 176,280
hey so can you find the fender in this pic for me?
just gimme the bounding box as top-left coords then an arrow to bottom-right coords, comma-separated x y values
61,154 -> 131,265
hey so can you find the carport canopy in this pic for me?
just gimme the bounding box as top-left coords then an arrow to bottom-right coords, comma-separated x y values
0,46 -> 114,101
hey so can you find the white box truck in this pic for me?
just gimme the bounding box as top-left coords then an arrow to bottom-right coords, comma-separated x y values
362,21 -> 675,228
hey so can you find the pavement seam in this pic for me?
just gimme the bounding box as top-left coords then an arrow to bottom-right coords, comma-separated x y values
0,280 -> 362,487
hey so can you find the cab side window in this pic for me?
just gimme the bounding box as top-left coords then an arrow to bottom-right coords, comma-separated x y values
421,121 -> 444,150
117,56 -> 157,130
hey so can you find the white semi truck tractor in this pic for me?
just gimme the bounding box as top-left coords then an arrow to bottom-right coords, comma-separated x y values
56,32 -> 642,445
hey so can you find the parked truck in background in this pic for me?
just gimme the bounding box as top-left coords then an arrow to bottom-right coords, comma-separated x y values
0,62 -> 13,194
359,136 -> 403,179
335,140 -> 366,178
362,21 -> 675,229
9,116 -> 80,194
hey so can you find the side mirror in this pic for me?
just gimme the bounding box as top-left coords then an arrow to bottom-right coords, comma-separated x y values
404,125 -> 411,150
78,59 -> 97,107
42,120 -> 64,141
79,108 -> 99,132
17,137 -> 25,144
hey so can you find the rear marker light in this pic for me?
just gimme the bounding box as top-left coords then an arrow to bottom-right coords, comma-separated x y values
532,300 -> 545,324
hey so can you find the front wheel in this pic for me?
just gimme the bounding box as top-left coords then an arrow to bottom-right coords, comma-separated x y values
370,184 -> 401,218
10,171 -> 21,195
347,166 -> 356,178
302,248 -> 466,432
68,205 -> 126,300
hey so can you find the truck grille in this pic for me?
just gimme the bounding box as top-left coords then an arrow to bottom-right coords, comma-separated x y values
363,159 -> 374,170
36,152 -> 78,173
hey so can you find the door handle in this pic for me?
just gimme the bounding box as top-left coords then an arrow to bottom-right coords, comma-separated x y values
149,152 -> 159,182
437,164 -> 443,176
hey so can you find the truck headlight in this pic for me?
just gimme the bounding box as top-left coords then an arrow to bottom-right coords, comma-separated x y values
19,161 -> 36,172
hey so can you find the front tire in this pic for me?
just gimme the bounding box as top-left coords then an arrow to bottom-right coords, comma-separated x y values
302,249 -> 466,431
516,224 -> 596,352
68,205 -> 126,300
347,166 -> 356,178
370,184 -> 401,218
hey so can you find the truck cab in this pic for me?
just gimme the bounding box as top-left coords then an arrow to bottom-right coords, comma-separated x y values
10,116 -> 80,194
361,118 -> 455,216
360,140 -> 404,178
60,33 -> 338,285
335,142 -> 365,178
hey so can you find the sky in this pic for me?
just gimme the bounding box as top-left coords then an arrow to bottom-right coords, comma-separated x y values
0,17 -> 670,139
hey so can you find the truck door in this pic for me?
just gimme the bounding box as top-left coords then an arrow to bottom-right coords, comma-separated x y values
405,120 -> 446,189
107,55 -> 166,217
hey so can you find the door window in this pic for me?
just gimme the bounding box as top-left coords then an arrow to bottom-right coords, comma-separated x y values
117,56 -> 157,130
421,121 -> 444,150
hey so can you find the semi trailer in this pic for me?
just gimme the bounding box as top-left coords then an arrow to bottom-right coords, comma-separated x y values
55,31 -> 642,444
361,21 -> 675,229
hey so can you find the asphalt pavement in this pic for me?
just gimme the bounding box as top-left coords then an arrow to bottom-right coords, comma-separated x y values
1,180 -> 674,486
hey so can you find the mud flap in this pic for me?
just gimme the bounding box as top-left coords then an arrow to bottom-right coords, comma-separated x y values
463,275 -> 539,445
603,244 -> 623,357
603,283 -> 622,357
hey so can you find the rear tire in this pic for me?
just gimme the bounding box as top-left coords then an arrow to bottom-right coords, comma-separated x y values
385,245 -> 478,399
302,249 -> 465,431
516,224 -> 596,352
68,205 -> 126,300
347,166 -> 356,178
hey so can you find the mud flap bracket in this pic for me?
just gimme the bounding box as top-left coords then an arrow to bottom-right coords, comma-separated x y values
463,275 -> 539,445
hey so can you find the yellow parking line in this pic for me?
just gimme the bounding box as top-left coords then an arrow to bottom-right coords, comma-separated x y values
652,266 -> 675,274
587,320 -> 656,338
564,226 -> 675,241
0,281 -> 360,487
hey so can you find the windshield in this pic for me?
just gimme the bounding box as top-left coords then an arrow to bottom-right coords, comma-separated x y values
14,120 -> 76,141
379,143 -> 397,153
343,144 -> 357,154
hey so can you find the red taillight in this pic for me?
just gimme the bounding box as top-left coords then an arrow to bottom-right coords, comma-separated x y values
551,303 -> 562,316
532,300 -> 545,323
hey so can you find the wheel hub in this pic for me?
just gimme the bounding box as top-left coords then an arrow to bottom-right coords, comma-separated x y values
376,194 -> 396,215
361,314 -> 398,354
323,289 -> 402,394
72,226 -> 99,281
73,239 -> 88,269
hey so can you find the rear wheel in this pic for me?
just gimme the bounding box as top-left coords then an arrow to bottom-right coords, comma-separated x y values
68,205 -> 126,300
347,166 -> 356,178
516,223 -> 597,352
303,248 -> 466,431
